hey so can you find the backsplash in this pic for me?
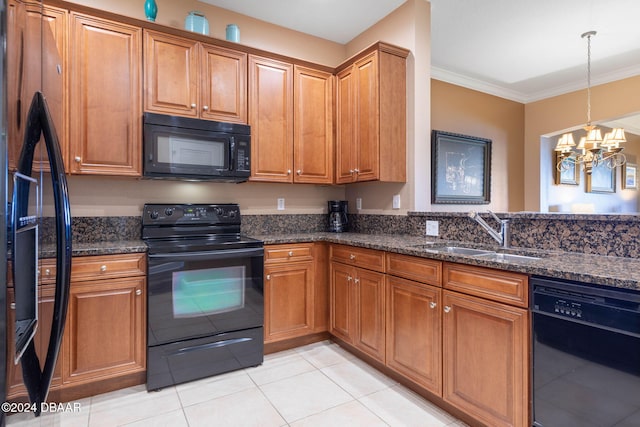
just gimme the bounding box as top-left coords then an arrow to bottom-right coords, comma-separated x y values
41,212 -> 640,258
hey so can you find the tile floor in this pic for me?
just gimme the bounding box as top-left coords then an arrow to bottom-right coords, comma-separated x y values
6,340 -> 466,427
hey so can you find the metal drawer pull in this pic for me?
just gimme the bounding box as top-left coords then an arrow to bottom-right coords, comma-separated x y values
430,302 -> 437,309
203,105 -> 209,111
444,306 -> 451,313
190,103 -> 196,108
266,274 -> 271,280
10,303 -> 15,310
354,278 -> 360,284
288,251 -> 294,257
74,156 -> 81,162
44,269 -> 51,275
349,254 -> 356,260
135,289 -> 142,296
100,265 -> 107,272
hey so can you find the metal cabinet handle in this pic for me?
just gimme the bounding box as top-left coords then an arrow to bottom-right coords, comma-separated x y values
135,289 -> 142,296
354,168 -> 360,173
44,269 -> 51,276
296,170 -> 302,175
430,302 -> 437,309
100,265 -> 107,272
444,305 -> 452,313
349,254 -> 356,260
354,278 -> 360,284
202,105 -> 209,111
287,169 -> 292,175
347,276 -> 352,282
74,156 -> 81,162
288,251 -> 294,257
266,274 -> 271,280
190,103 -> 197,108
10,303 -> 15,310
349,169 -> 354,174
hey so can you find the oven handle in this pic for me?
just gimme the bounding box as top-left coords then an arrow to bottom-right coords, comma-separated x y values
148,247 -> 264,261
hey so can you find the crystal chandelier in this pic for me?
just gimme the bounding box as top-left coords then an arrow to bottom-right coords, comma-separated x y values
555,31 -> 627,175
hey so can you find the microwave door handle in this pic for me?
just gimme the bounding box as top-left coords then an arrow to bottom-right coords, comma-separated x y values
229,136 -> 235,171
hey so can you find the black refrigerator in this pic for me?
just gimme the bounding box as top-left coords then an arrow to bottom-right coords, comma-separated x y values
1,0 -> 72,424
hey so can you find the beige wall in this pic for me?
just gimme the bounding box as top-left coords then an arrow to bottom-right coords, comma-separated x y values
344,0 -> 431,214
524,75 -> 640,211
430,80 -> 525,212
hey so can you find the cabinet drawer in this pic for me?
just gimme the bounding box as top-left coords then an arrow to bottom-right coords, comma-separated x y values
71,253 -> 146,281
386,253 -> 441,286
6,258 -> 57,287
443,262 -> 528,308
330,244 -> 385,272
265,244 -> 314,263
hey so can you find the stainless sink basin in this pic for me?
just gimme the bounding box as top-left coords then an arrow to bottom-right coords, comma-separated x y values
474,252 -> 541,262
411,244 -> 494,256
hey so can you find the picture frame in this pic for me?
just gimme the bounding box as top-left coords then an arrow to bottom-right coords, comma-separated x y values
622,163 -> 638,190
586,162 -> 616,193
554,152 -> 580,185
431,130 -> 491,204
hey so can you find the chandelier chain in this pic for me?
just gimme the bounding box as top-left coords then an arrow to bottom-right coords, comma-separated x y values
586,32 -> 592,126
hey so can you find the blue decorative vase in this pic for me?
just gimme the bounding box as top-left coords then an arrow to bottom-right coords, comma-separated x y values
185,11 -> 209,35
226,24 -> 240,43
144,0 -> 157,22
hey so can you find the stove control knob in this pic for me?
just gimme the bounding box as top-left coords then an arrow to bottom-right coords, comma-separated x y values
165,208 -> 174,216
229,210 -> 237,218
150,211 -> 159,220
214,207 -> 223,216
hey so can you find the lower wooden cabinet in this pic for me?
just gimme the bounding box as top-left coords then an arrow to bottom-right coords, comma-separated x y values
442,290 -> 528,427
6,253 -> 146,400
329,253 -> 385,363
385,275 -> 442,395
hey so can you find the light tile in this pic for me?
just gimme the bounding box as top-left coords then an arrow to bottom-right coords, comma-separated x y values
175,369 -> 255,407
359,385 -> 457,427
88,386 -> 182,427
246,352 -> 316,386
183,387 -> 285,427
321,358 -> 396,398
119,409 -> 188,427
296,341 -> 356,369
260,370 -> 353,423
5,411 -> 43,427
290,400 -> 387,427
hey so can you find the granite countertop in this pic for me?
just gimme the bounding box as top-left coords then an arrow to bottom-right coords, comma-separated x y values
254,232 -> 640,292
42,232 -> 640,292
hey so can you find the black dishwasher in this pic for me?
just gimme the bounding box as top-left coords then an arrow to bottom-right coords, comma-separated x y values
532,276 -> 640,427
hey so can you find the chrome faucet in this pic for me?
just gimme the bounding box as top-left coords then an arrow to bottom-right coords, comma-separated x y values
468,211 -> 510,248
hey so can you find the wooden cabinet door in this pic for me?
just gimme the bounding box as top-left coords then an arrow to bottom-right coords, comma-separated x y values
329,262 -> 353,343
200,43 -> 247,123
249,55 -> 293,182
293,65 -> 333,184
64,276 -> 146,384
143,30 -> 198,117
386,276 -> 442,395
6,285 -> 63,400
354,52 -> 379,182
69,13 -> 142,175
353,268 -> 385,362
442,290 -> 528,427
335,66 -> 356,184
264,261 -> 314,343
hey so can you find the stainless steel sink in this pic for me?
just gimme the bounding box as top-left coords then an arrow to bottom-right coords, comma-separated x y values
411,244 -> 494,256
474,252 -> 541,262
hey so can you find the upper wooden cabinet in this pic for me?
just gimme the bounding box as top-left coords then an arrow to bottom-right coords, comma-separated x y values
69,13 -> 142,175
249,55 -> 294,182
336,44 -> 408,184
143,30 -> 247,123
249,56 -> 334,184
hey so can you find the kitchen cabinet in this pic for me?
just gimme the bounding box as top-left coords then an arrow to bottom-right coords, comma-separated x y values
249,57 -> 334,184
335,43 -> 408,184
69,12 -> 142,176
442,263 -> 529,427
7,1 -> 67,172
385,254 -> 442,395
249,55 -> 294,182
264,244 -> 315,343
64,254 -> 146,386
6,259 -> 62,400
143,30 -> 247,123
329,245 -> 386,362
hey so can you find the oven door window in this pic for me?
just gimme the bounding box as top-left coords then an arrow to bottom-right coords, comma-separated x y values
173,266 -> 245,318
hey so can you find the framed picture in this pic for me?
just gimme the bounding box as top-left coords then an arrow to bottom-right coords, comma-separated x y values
586,162 -> 616,193
622,163 -> 638,190
431,130 -> 491,204
554,152 -> 579,185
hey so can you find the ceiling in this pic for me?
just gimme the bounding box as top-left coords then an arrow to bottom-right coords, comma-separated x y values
199,0 -> 640,105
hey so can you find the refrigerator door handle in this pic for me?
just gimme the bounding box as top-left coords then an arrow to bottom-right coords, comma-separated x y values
14,91 -> 71,412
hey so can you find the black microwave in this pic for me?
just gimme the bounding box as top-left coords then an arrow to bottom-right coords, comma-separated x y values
143,112 -> 251,182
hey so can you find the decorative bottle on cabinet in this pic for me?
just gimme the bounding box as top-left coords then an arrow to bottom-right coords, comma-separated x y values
144,0 -> 157,22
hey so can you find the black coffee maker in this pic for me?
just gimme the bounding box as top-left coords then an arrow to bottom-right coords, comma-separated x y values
328,200 -> 348,232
